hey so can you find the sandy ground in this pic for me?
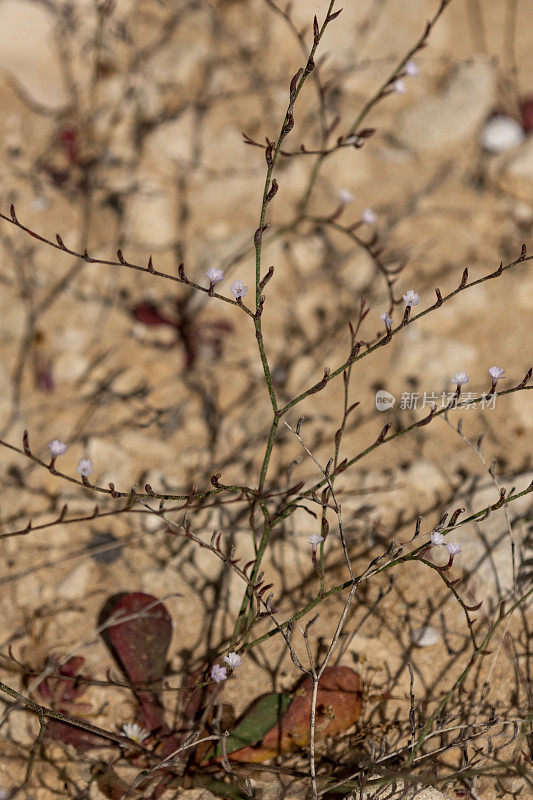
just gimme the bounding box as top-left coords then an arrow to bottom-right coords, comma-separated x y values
0,0 -> 531,798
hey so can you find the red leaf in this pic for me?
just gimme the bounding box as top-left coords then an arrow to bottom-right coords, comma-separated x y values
99,593 -> 172,731
34,656 -> 91,708
46,719 -> 111,752
521,97 -> 533,132
132,301 -> 176,328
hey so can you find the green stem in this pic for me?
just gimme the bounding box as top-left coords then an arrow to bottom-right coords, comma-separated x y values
232,1 -> 338,642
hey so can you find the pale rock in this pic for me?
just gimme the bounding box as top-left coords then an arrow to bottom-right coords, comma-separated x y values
509,385 -> 533,429
146,109 -> 197,164
57,562 -> 91,600
0,1 -> 67,109
397,59 -> 495,151
359,780 -> 450,799
393,329 -> 477,386
400,461 -> 447,501
480,115 -> 525,153
0,358 -> 12,419
54,352 -> 89,383
148,38 -> 208,89
410,625 -> 441,647
15,573 -> 44,607
488,136 -> 533,201
342,249 -> 375,292
290,235 -> 327,276
0,298 -> 26,343
256,780 -> 306,800
86,438 -> 134,489
126,180 -> 175,247
8,710 -> 39,746
140,564 -> 181,598
451,472 -> 533,603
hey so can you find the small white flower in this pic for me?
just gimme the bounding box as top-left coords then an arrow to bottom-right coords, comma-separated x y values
339,189 -> 355,204
76,458 -> 93,478
488,366 -> 505,381
230,280 -> 249,299
451,372 -> 469,386
430,531 -> 445,546
308,534 -> 325,552
211,663 -> 227,683
405,60 -> 418,77
446,541 -> 462,556
206,266 -> 224,284
121,722 -> 150,743
402,290 -> 420,307
393,79 -> 407,94
224,652 -> 243,669
380,312 -> 393,330
49,439 -> 67,456
361,208 -> 377,225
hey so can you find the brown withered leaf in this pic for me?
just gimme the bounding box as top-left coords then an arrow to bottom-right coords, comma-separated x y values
92,763 -> 141,800
213,666 -> 362,763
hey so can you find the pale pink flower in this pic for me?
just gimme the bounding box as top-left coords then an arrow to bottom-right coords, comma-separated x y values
211,664 -> 227,683
49,439 -> 67,456
488,366 -> 505,382
206,267 -> 224,285
380,312 -> 393,330
405,61 -> 418,76
402,290 -> 420,307
451,372 -> 469,386
361,208 -> 377,225
430,531 -> 445,546
446,542 -> 462,556
230,280 -> 249,299
76,458 -> 93,478
393,79 -> 407,94
308,534 -> 325,553
224,652 -> 243,669
339,189 -> 355,204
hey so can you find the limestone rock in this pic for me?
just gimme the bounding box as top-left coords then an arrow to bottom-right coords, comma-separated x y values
397,59 -> 495,151
488,135 -> 533,201
0,1 -> 67,108
57,562 -> 91,600
480,115 -> 526,153
452,472 -> 533,603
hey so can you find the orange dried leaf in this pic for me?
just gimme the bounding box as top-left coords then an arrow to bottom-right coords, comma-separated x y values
218,666 -> 362,763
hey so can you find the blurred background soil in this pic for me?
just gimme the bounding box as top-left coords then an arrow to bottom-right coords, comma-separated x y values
0,0 -> 531,797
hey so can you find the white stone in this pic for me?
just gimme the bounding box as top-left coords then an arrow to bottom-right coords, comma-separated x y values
57,562 -> 91,600
146,109 -> 197,164
125,180 -> 175,248
0,1 -> 67,108
480,115 -> 526,153
410,626 -> 441,647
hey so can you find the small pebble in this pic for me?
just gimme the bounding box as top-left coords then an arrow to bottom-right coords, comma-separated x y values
480,115 -> 525,154
410,626 -> 441,647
